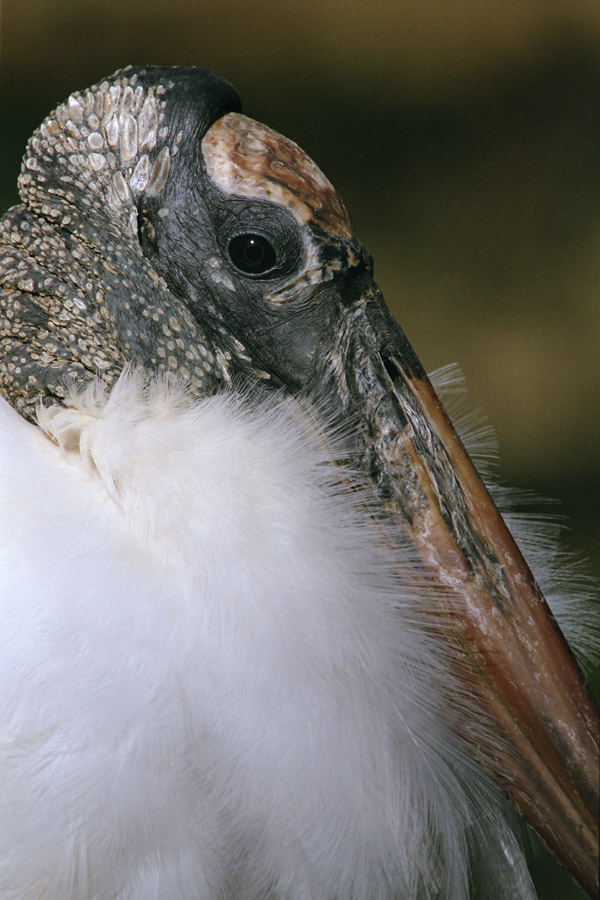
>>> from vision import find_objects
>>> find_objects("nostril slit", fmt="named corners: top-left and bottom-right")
top-left (381, 354), bottom-right (398, 383)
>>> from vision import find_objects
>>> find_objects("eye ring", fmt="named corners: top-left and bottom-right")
top-left (227, 233), bottom-right (278, 276)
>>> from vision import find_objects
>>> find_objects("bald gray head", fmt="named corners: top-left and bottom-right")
top-left (0, 64), bottom-right (383, 422)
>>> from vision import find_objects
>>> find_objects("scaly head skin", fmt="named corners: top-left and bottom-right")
top-left (0, 66), bottom-right (598, 896)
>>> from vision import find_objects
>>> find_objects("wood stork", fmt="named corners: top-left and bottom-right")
top-left (0, 65), bottom-right (597, 900)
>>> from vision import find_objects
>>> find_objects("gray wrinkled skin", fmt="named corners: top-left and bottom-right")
top-left (0, 67), bottom-right (242, 420)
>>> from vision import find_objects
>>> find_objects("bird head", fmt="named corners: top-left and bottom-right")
top-left (0, 65), bottom-right (597, 896)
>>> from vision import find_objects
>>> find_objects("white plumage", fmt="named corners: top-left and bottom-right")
top-left (0, 371), bottom-right (542, 900)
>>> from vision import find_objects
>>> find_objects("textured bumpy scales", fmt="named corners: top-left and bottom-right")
top-left (0, 67), bottom-right (225, 420)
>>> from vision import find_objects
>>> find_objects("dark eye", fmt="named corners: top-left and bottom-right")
top-left (228, 233), bottom-right (277, 275)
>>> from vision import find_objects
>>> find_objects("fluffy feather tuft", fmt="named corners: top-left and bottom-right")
top-left (430, 363), bottom-right (599, 675)
top-left (0, 368), bottom-right (570, 899)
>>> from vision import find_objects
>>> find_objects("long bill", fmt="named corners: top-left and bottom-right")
top-left (336, 290), bottom-right (599, 898)
top-left (199, 106), bottom-right (598, 893)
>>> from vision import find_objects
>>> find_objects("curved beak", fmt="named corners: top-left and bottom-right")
top-left (318, 280), bottom-right (599, 898)
top-left (199, 108), bottom-right (598, 894)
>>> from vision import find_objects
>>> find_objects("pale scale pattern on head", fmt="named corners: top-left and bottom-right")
top-left (0, 67), bottom-right (231, 421)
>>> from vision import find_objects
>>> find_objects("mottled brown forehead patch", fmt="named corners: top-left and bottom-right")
top-left (201, 113), bottom-right (354, 241)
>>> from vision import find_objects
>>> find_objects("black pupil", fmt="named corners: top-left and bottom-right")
top-left (228, 234), bottom-right (277, 275)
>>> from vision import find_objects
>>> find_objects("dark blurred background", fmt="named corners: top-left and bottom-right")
top-left (1, 2), bottom-right (598, 897)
